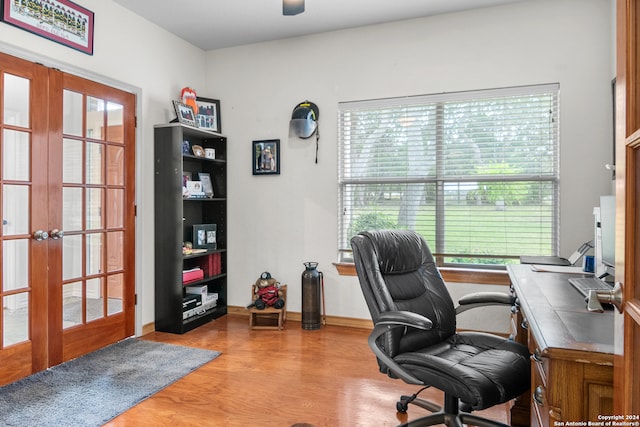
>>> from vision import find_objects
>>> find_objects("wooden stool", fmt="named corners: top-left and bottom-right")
top-left (248, 284), bottom-right (287, 330)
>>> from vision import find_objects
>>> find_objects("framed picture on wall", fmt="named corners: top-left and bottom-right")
top-left (195, 97), bottom-right (221, 133)
top-left (1, 0), bottom-right (95, 55)
top-left (252, 139), bottom-right (280, 175)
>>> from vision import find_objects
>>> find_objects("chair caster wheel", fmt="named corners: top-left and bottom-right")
top-left (396, 400), bottom-right (408, 413)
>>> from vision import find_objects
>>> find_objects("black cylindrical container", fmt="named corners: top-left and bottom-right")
top-left (301, 262), bottom-right (322, 330)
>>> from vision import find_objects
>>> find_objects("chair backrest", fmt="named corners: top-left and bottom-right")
top-left (351, 230), bottom-right (456, 359)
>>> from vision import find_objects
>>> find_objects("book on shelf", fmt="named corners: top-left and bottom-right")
top-left (200, 252), bottom-right (222, 276)
top-left (182, 267), bottom-right (204, 284)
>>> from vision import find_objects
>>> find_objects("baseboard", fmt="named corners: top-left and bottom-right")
top-left (144, 309), bottom-right (508, 336)
top-left (227, 306), bottom-right (374, 329)
top-left (141, 322), bottom-right (155, 335)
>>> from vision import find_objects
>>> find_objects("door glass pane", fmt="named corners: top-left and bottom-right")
top-left (107, 274), bottom-right (123, 315)
top-left (2, 185), bottom-right (29, 235)
top-left (2, 129), bottom-right (30, 181)
top-left (62, 235), bottom-right (83, 281)
top-left (86, 233), bottom-right (103, 275)
top-left (3, 294), bottom-right (29, 346)
top-left (106, 102), bottom-right (123, 143)
top-left (2, 240), bottom-right (29, 291)
top-left (106, 189), bottom-right (123, 228)
top-left (3, 73), bottom-right (29, 128)
top-left (106, 145), bottom-right (124, 186)
top-left (86, 96), bottom-right (104, 140)
top-left (62, 281), bottom-right (82, 328)
top-left (86, 188), bottom-right (103, 229)
top-left (63, 138), bottom-right (83, 184)
top-left (86, 142), bottom-right (103, 184)
top-left (86, 277), bottom-right (104, 322)
top-left (107, 231), bottom-right (123, 272)
top-left (63, 90), bottom-right (83, 137)
top-left (63, 187), bottom-right (83, 232)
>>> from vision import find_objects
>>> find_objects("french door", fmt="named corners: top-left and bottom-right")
top-left (0, 52), bottom-right (136, 385)
top-left (615, 0), bottom-right (640, 414)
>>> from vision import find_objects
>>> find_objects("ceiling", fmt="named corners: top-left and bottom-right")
top-left (112, 0), bottom-right (526, 51)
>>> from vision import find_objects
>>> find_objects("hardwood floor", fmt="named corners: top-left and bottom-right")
top-left (106, 314), bottom-right (510, 426)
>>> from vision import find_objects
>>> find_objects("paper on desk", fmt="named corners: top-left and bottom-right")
top-left (530, 265), bottom-right (588, 274)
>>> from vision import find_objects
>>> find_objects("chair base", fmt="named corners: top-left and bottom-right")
top-left (397, 388), bottom-right (442, 414)
top-left (397, 393), bottom-right (510, 427)
top-left (399, 411), bottom-right (511, 427)
top-left (403, 396), bottom-right (441, 413)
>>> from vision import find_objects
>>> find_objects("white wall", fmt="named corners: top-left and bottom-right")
top-left (0, 0), bottom-right (614, 331)
top-left (205, 0), bottom-right (615, 322)
top-left (0, 0), bottom-right (206, 332)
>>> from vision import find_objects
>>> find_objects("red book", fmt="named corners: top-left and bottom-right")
top-left (202, 254), bottom-right (214, 277)
top-left (182, 268), bottom-right (204, 284)
top-left (214, 253), bottom-right (222, 275)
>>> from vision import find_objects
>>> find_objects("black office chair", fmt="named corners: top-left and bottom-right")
top-left (350, 230), bottom-right (530, 427)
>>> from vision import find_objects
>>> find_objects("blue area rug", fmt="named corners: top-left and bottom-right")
top-left (0, 338), bottom-right (220, 426)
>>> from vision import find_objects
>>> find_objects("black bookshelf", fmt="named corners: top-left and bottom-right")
top-left (153, 123), bottom-right (227, 334)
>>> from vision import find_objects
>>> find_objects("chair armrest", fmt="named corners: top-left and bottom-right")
top-left (455, 291), bottom-right (516, 315)
top-left (367, 311), bottom-right (433, 385)
top-left (376, 310), bottom-right (433, 330)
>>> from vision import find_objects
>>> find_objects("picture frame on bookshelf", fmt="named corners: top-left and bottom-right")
top-left (182, 171), bottom-right (192, 197)
top-left (182, 171), bottom-right (192, 186)
top-left (198, 172), bottom-right (214, 197)
top-left (185, 180), bottom-right (205, 198)
top-left (191, 144), bottom-right (205, 157)
top-left (252, 139), bottom-right (280, 175)
top-left (195, 97), bottom-right (221, 132)
top-left (193, 224), bottom-right (217, 250)
top-left (173, 101), bottom-right (198, 127)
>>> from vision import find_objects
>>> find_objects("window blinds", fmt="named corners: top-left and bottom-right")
top-left (338, 84), bottom-right (559, 266)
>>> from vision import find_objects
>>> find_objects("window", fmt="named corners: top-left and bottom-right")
top-left (338, 84), bottom-right (559, 267)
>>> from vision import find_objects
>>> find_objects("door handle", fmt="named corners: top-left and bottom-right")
top-left (32, 230), bottom-right (49, 241)
top-left (49, 229), bottom-right (64, 239)
top-left (587, 282), bottom-right (623, 313)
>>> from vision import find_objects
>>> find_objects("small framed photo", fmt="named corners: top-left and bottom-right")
top-left (253, 139), bottom-right (280, 175)
top-left (182, 171), bottom-right (192, 188)
top-left (173, 101), bottom-right (198, 127)
top-left (185, 180), bottom-right (205, 198)
top-left (193, 224), bottom-right (217, 250)
top-left (198, 172), bottom-right (214, 197)
top-left (191, 144), bottom-right (205, 157)
top-left (196, 97), bottom-right (221, 133)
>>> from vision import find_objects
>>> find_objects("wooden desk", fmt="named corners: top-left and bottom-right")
top-left (507, 264), bottom-right (614, 427)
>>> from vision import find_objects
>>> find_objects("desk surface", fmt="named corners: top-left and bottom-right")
top-left (507, 264), bottom-right (614, 365)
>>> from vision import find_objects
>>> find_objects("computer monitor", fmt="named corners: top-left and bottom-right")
top-left (595, 195), bottom-right (615, 278)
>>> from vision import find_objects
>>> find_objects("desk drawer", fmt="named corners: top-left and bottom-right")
top-left (530, 348), bottom-right (548, 388)
top-left (528, 331), bottom-right (548, 386)
top-left (531, 349), bottom-right (550, 427)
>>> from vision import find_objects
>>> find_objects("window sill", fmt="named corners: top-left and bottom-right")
top-left (333, 262), bottom-right (510, 285)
